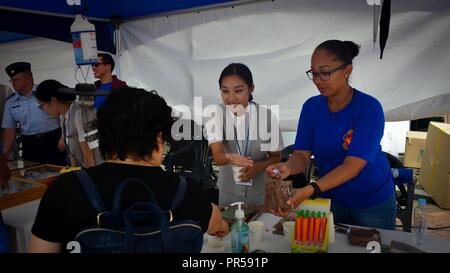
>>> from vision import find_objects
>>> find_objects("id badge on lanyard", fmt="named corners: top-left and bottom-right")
top-left (233, 105), bottom-right (252, 188)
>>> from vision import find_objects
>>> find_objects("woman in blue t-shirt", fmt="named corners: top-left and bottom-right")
top-left (267, 40), bottom-right (396, 230)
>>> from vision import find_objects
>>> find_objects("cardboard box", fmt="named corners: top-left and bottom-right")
top-left (422, 122), bottom-right (450, 172)
top-left (419, 157), bottom-right (450, 208)
top-left (404, 131), bottom-right (427, 168)
top-left (418, 122), bottom-right (450, 208)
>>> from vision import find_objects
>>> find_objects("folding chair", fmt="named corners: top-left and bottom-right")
top-left (385, 152), bottom-right (415, 232)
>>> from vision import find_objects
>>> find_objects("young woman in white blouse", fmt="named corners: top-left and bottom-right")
top-left (205, 63), bottom-right (283, 206)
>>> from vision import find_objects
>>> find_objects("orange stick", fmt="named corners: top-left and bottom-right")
top-left (314, 212), bottom-right (321, 243)
top-left (302, 210), bottom-right (309, 243)
top-left (308, 212), bottom-right (315, 242)
top-left (321, 212), bottom-right (327, 242)
top-left (295, 210), bottom-right (303, 242)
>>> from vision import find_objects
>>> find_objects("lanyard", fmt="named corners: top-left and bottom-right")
top-left (63, 107), bottom-right (69, 142)
top-left (234, 102), bottom-right (252, 156)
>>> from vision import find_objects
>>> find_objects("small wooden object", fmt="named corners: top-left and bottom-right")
top-left (11, 164), bottom-right (64, 186)
top-left (0, 177), bottom-right (46, 210)
top-left (6, 160), bottom-right (42, 171)
top-left (348, 228), bottom-right (381, 247)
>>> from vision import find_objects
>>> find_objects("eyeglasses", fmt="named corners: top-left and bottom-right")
top-left (9, 77), bottom-right (24, 84)
top-left (306, 64), bottom-right (347, 81)
top-left (38, 102), bottom-right (47, 110)
top-left (91, 63), bottom-right (106, 68)
top-left (162, 141), bottom-right (171, 157)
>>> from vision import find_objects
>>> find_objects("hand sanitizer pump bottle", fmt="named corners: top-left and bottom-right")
top-left (231, 202), bottom-right (249, 253)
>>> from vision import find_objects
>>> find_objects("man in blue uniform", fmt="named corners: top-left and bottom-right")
top-left (1, 62), bottom-right (65, 165)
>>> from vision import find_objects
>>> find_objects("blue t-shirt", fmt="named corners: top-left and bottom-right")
top-left (94, 82), bottom-right (112, 110)
top-left (294, 89), bottom-right (393, 209)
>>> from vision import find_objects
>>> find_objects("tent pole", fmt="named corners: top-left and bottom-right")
top-left (112, 17), bottom-right (122, 77)
top-left (373, 4), bottom-right (380, 51)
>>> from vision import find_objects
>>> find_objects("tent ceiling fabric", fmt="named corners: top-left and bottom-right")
top-left (118, 0), bottom-right (450, 128)
top-left (0, 31), bottom-right (31, 43)
top-left (0, 0), bottom-right (449, 131)
top-left (0, 0), bottom-right (235, 53)
top-left (0, 8), bottom-right (115, 53)
top-left (0, 0), bottom-right (235, 19)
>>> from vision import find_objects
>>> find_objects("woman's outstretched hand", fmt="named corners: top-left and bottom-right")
top-left (265, 162), bottom-right (290, 180)
top-left (226, 153), bottom-right (254, 167)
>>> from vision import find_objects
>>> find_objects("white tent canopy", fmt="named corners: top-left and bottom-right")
top-left (0, 0), bottom-right (449, 131)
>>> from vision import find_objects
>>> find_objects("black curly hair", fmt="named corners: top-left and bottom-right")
top-left (315, 40), bottom-right (360, 65)
top-left (97, 87), bottom-right (174, 160)
top-left (35, 79), bottom-right (75, 102)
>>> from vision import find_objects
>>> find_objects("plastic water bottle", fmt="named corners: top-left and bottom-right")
top-left (413, 198), bottom-right (427, 246)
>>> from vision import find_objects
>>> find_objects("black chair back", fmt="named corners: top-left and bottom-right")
top-left (280, 144), bottom-right (315, 188)
top-left (163, 119), bottom-right (218, 204)
top-left (385, 152), bottom-right (415, 232)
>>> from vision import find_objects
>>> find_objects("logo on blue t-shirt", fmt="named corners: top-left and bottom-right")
top-left (342, 129), bottom-right (353, 151)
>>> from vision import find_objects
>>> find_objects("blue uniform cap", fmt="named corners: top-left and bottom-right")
top-left (5, 62), bottom-right (31, 78)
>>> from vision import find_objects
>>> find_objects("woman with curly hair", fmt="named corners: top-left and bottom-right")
top-left (29, 87), bottom-right (229, 252)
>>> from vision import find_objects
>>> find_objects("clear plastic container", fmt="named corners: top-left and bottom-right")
top-left (413, 198), bottom-right (427, 246)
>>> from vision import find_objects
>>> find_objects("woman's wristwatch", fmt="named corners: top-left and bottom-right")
top-left (309, 182), bottom-right (322, 199)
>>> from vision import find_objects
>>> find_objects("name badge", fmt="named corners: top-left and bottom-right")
top-left (11, 104), bottom-right (22, 113)
top-left (235, 179), bottom-right (253, 187)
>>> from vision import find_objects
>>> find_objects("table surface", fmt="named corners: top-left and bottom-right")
top-left (2, 201), bottom-right (449, 253)
top-left (1, 199), bottom-right (41, 253)
top-left (202, 212), bottom-right (450, 253)
top-left (0, 179), bottom-right (46, 210)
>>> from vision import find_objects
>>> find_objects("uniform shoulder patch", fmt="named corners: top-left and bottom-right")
top-left (5, 93), bottom-right (16, 101)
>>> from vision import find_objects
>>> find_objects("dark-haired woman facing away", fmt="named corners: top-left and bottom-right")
top-left (29, 87), bottom-right (229, 252)
top-left (267, 40), bottom-right (396, 230)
